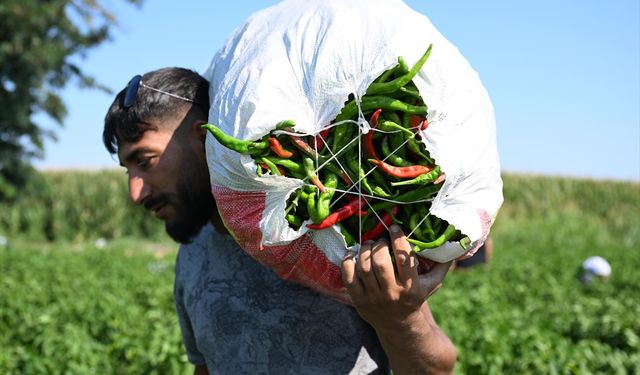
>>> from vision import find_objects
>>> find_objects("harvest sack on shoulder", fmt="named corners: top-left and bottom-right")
top-left (204, 0), bottom-right (503, 302)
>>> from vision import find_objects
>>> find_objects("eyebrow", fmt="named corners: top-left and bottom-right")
top-left (119, 147), bottom-right (151, 167)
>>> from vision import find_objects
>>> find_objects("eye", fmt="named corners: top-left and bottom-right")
top-left (137, 156), bottom-right (155, 170)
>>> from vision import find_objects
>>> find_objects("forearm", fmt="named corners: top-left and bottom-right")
top-left (341, 228), bottom-right (456, 374)
top-left (375, 304), bottom-right (456, 375)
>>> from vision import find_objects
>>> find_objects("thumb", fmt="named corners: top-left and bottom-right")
top-left (417, 260), bottom-right (452, 296)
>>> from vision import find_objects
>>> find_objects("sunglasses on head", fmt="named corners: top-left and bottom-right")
top-left (123, 74), bottom-right (203, 109)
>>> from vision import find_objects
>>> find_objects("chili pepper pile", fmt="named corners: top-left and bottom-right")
top-left (203, 44), bottom-right (466, 253)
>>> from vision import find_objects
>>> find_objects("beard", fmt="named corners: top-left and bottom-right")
top-left (164, 159), bottom-right (216, 244)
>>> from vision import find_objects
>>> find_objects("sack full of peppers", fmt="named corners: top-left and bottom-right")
top-left (203, 0), bottom-right (503, 302)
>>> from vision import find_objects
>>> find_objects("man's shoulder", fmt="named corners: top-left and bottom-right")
top-left (175, 224), bottom-right (225, 278)
top-left (180, 223), bottom-right (214, 248)
top-left (178, 223), bottom-right (231, 257)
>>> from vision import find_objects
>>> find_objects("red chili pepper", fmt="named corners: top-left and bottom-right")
top-left (303, 156), bottom-right (327, 193)
top-left (361, 206), bottom-right (399, 242)
top-left (306, 196), bottom-right (368, 230)
top-left (288, 134), bottom-right (322, 159)
top-left (409, 115), bottom-right (423, 128)
top-left (409, 115), bottom-right (428, 132)
top-left (365, 109), bottom-right (382, 159)
top-left (368, 158), bottom-right (434, 179)
top-left (267, 137), bottom-right (294, 158)
top-left (420, 119), bottom-right (429, 131)
top-left (314, 127), bottom-right (331, 152)
top-left (311, 177), bottom-right (326, 192)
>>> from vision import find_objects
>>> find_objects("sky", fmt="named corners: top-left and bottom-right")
top-left (34, 0), bottom-right (640, 181)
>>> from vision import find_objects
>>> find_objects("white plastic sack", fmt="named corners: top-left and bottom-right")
top-left (204, 0), bottom-right (503, 301)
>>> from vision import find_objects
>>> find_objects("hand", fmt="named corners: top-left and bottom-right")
top-left (341, 224), bottom-right (452, 330)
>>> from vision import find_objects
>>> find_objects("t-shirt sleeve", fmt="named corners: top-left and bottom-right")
top-left (174, 251), bottom-right (206, 366)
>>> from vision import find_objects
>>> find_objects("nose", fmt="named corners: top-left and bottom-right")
top-left (128, 174), bottom-right (151, 205)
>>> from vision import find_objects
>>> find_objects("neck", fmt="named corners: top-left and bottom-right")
top-left (210, 211), bottom-right (228, 234)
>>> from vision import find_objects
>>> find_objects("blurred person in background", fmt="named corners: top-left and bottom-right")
top-left (452, 237), bottom-right (494, 271)
top-left (579, 256), bottom-right (611, 285)
top-left (102, 67), bottom-right (456, 375)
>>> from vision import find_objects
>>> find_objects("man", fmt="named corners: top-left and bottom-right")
top-left (103, 67), bottom-right (456, 374)
top-left (453, 237), bottom-right (494, 271)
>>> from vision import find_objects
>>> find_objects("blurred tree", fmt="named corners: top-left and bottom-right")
top-left (0, 0), bottom-right (142, 201)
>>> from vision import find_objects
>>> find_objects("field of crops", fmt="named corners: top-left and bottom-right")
top-left (1, 171), bottom-right (638, 374)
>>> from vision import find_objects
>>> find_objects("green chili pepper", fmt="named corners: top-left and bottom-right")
top-left (286, 213), bottom-right (303, 228)
top-left (259, 157), bottom-right (281, 176)
top-left (302, 156), bottom-right (326, 192)
top-left (389, 130), bottom-right (407, 159)
top-left (373, 66), bottom-right (396, 84)
top-left (263, 156), bottom-right (304, 174)
top-left (369, 168), bottom-right (394, 194)
top-left (408, 224), bottom-right (457, 250)
top-left (306, 190), bottom-right (321, 224)
top-left (338, 224), bottom-right (356, 247)
top-left (390, 166), bottom-right (441, 187)
top-left (408, 211), bottom-right (428, 241)
top-left (403, 133), bottom-right (434, 163)
top-left (381, 136), bottom-right (411, 167)
top-left (316, 172), bottom-right (338, 221)
top-left (396, 86), bottom-right (423, 101)
top-left (373, 55), bottom-right (408, 83)
top-left (346, 155), bottom-right (374, 196)
top-left (331, 122), bottom-right (357, 154)
top-left (398, 113), bottom-right (435, 164)
top-left (369, 184), bottom-right (441, 212)
top-left (414, 205), bottom-right (437, 241)
top-left (396, 56), bottom-right (410, 75)
top-left (275, 119), bottom-right (297, 130)
top-left (306, 195), bottom-right (368, 230)
top-left (366, 44), bottom-right (432, 96)
top-left (285, 189), bottom-right (303, 215)
top-left (370, 183), bottom-right (394, 198)
top-left (335, 96), bottom-right (427, 123)
top-left (202, 124), bottom-right (268, 155)
top-left (431, 216), bottom-right (443, 237)
top-left (382, 111), bottom-right (403, 125)
top-left (379, 120), bottom-right (415, 137)
top-left (299, 190), bottom-right (310, 201)
top-left (421, 216), bottom-right (437, 242)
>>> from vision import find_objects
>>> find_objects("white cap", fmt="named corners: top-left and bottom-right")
top-left (582, 256), bottom-right (612, 277)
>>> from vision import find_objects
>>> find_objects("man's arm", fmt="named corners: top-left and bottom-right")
top-left (341, 224), bottom-right (456, 375)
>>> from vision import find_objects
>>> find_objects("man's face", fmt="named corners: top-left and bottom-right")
top-left (117, 113), bottom-right (214, 243)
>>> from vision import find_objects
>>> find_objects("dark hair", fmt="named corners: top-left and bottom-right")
top-left (103, 67), bottom-right (210, 154)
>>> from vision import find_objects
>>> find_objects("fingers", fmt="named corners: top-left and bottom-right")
top-left (388, 224), bottom-right (417, 286)
top-left (370, 238), bottom-right (395, 290)
top-left (341, 250), bottom-right (362, 295)
top-left (357, 241), bottom-right (381, 291)
top-left (418, 260), bottom-right (453, 296)
top-left (342, 238), bottom-right (396, 295)
top-left (343, 225), bottom-right (452, 301)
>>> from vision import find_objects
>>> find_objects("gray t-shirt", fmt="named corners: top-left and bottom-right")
top-left (174, 224), bottom-right (390, 374)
